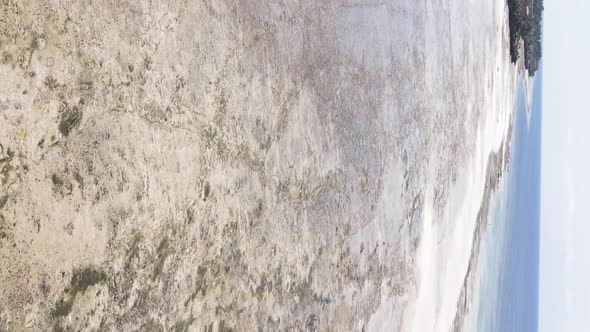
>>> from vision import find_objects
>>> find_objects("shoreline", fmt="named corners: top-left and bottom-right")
top-left (404, 0), bottom-right (520, 328)
top-left (450, 31), bottom-right (523, 329)
top-left (451, 136), bottom-right (512, 331)
top-left (451, 63), bottom-right (533, 329)
top-left (451, 37), bottom-right (524, 328)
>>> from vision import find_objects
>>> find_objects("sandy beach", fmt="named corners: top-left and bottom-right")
top-left (0, 0), bottom-right (519, 330)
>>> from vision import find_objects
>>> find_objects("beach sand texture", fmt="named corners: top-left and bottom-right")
top-left (0, 0), bottom-right (517, 330)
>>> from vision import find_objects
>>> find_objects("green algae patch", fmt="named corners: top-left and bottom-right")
top-left (126, 229), bottom-right (143, 262)
top-left (0, 195), bottom-right (8, 209)
top-left (12, 128), bottom-right (27, 141)
top-left (152, 237), bottom-right (171, 281)
top-left (51, 267), bottom-right (107, 318)
top-left (68, 267), bottom-right (107, 295)
top-left (58, 109), bottom-right (82, 136)
top-left (51, 297), bottom-right (74, 317)
top-left (185, 208), bottom-right (194, 224)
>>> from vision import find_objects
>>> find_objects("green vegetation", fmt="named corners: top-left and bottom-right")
top-left (152, 237), bottom-right (171, 281)
top-left (0, 195), bottom-right (8, 209)
top-left (12, 128), bottom-right (27, 141)
top-left (508, 0), bottom-right (544, 75)
top-left (185, 208), bottom-right (194, 224)
top-left (67, 267), bottom-right (107, 295)
top-left (51, 298), bottom-right (74, 317)
top-left (126, 229), bottom-right (143, 262)
top-left (58, 108), bottom-right (81, 136)
top-left (52, 267), bottom-right (107, 318)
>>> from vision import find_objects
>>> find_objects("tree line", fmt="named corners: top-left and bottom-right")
top-left (508, 0), bottom-right (544, 75)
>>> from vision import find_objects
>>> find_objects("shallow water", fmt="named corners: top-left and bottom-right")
top-left (466, 70), bottom-right (543, 332)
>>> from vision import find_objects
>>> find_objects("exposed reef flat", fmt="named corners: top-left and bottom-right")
top-left (0, 1), bottom-right (517, 330)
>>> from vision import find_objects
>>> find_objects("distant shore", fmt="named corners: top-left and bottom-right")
top-left (507, 0), bottom-right (544, 75)
top-left (516, 39), bottom-right (536, 116)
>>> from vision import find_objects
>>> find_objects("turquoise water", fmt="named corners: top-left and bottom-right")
top-left (475, 68), bottom-right (543, 332)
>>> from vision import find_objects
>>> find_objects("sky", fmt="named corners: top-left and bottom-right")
top-left (540, 0), bottom-right (590, 331)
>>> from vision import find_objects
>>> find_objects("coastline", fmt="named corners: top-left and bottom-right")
top-left (402, 0), bottom-right (523, 329)
top-left (0, 1), bottom-right (527, 330)
top-left (401, 0), bottom-right (520, 330)
top-left (451, 28), bottom-right (529, 332)
top-left (446, 4), bottom-right (534, 327)
top-left (451, 137), bottom-right (512, 331)
top-left (450, 25), bottom-right (526, 332)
